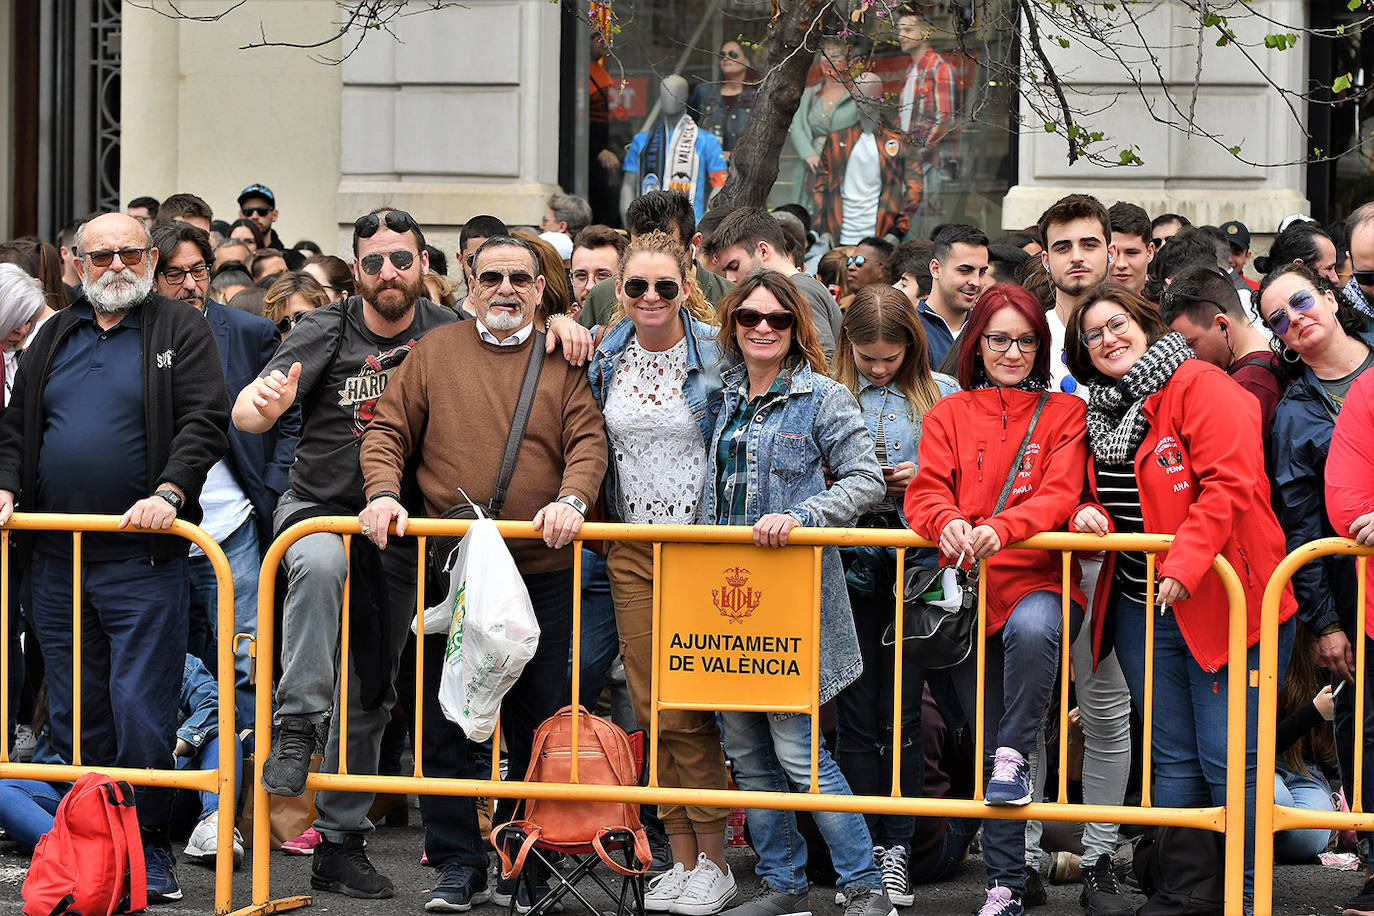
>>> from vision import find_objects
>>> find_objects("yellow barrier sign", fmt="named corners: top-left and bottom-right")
top-left (657, 543), bottom-right (814, 709)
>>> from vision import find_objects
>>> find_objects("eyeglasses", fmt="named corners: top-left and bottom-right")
top-left (354, 210), bottom-right (419, 240)
top-left (571, 268), bottom-right (615, 286)
top-left (735, 307), bottom-right (795, 331)
top-left (358, 250), bottom-right (416, 275)
top-left (982, 333), bottom-right (1040, 353)
top-left (623, 277), bottom-right (680, 300)
top-left (846, 255), bottom-right (866, 268)
top-left (241, 207), bottom-right (272, 218)
top-left (1151, 237), bottom-right (1168, 249)
top-left (276, 313), bottom-right (306, 333)
top-left (477, 270), bottom-right (536, 291)
top-left (723, 48), bottom-right (742, 59)
top-left (1264, 288), bottom-right (1319, 336)
top-left (161, 263), bottom-right (210, 285)
top-left (1353, 270), bottom-right (1374, 287)
top-left (1081, 312), bottom-right (1132, 349)
top-left (81, 247), bottom-right (149, 268)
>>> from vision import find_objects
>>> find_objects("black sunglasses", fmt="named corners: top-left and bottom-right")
top-left (276, 313), bottom-right (306, 333)
top-left (477, 270), bottom-right (536, 291)
top-left (358, 250), bottom-right (416, 275)
top-left (1353, 270), bottom-right (1374, 287)
top-left (355, 210), bottom-right (419, 240)
top-left (623, 277), bottom-right (680, 300)
top-left (82, 247), bottom-right (148, 268)
top-left (241, 206), bottom-right (272, 218)
top-left (735, 307), bottom-right (795, 331)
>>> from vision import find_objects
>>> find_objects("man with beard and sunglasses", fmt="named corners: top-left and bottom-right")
top-left (233, 209), bottom-right (594, 900)
top-left (0, 211), bottom-right (230, 903)
top-left (357, 235), bottom-right (606, 911)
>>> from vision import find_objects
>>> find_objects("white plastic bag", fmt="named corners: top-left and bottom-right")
top-left (415, 512), bottom-right (540, 741)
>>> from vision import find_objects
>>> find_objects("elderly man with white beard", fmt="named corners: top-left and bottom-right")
top-left (0, 210), bottom-right (230, 903)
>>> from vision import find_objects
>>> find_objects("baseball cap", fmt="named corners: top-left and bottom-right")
top-left (237, 183), bottom-right (275, 207)
top-left (1219, 220), bottom-right (1250, 250)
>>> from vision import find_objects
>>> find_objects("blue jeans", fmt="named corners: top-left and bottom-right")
top-left (188, 517), bottom-right (260, 729)
top-left (835, 581), bottom-right (925, 848)
top-left (949, 590), bottom-right (1081, 892)
top-left (718, 710), bottom-right (881, 894)
top-left (172, 733), bottom-right (244, 827)
top-left (572, 549), bottom-right (618, 710)
top-left (0, 778), bottom-right (64, 851)
top-left (29, 551), bottom-right (189, 843)
top-left (1113, 597), bottom-right (1295, 902)
top-left (1273, 766), bottom-right (1333, 862)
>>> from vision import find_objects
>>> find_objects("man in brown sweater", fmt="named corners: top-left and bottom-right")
top-left (358, 234), bottom-right (607, 911)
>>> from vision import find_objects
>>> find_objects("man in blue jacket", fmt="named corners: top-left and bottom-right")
top-left (152, 221), bottom-right (299, 728)
top-left (0, 211), bottom-right (230, 903)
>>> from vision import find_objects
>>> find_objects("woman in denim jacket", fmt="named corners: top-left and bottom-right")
top-left (698, 270), bottom-right (892, 916)
top-left (830, 284), bottom-right (959, 904)
top-left (586, 231), bottom-right (738, 914)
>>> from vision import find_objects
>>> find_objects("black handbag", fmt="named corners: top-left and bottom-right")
top-left (885, 390), bottom-right (1050, 669)
top-left (425, 330), bottom-right (546, 592)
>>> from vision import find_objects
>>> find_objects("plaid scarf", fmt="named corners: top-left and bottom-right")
top-left (1085, 332), bottom-right (1193, 464)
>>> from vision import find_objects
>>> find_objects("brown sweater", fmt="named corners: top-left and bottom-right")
top-left (360, 321), bottom-right (608, 573)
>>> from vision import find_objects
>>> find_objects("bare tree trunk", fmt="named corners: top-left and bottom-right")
top-left (711, 0), bottom-right (827, 211)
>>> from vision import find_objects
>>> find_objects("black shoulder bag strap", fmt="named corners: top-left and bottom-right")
top-left (488, 330), bottom-right (546, 518)
top-left (993, 390), bottom-right (1050, 515)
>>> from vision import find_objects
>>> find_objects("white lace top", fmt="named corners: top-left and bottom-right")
top-left (603, 336), bottom-right (707, 524)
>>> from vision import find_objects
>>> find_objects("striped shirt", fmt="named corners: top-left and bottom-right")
top-left (1095, 461), bottom-right (1151, 604)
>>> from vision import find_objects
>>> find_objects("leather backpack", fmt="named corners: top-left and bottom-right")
top-left (493, 705), bottom-right (651, 877)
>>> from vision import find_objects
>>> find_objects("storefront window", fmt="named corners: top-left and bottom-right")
top-left (571, 0), bottom-right (1016, 239)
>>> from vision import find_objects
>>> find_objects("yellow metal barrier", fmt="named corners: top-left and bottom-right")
top-left (1255, 537), bottom-right (1374, 915)
top-left (239, 520), bottom-right (1251, 916)
top-left (0, 512), bottom-right (239, 914)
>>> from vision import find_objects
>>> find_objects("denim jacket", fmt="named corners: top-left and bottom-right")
top-left (177, 653), bottom-right (221, 750)
top-left (587, 312), bottom-right (725, 519)
top-left (856, 372), bottom-right (959, 479)
top-left (700, 359), bottom-right (885, 703)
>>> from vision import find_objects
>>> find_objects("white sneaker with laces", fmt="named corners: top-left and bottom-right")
top-left (646, 861), bottom-right (693, 912)
top-left (184, 811), bottom-right (245, 867)
top-left (670, 853), bottom-right (738, 915)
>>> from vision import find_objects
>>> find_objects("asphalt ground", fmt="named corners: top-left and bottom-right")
top-left (0, 801), bottom-right (1363, 916)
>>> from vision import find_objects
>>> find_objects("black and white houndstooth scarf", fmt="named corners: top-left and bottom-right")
top-left (1085, 332), bottom-right (1193, 464)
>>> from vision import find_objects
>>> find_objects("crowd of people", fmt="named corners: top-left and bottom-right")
top-left (0, 171), bottom-right (1371, 916)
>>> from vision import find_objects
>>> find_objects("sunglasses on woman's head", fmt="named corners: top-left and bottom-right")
top-left (623, 277), bottom-right (680, 300)
top-left (735, 308), bottom-right (795, 331)
top-left (1264, 288), bottom-right (1319, 336)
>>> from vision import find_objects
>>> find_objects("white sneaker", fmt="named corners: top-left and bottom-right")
top-left (183, 811), bottom-right (245, 868)
top-left (646, 862), bottom-right (693, 912)
top-left (669, 853), bottom-right (737, 915)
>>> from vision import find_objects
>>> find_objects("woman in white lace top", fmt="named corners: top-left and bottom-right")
top-left (585, 232), bottom-right (737, 914)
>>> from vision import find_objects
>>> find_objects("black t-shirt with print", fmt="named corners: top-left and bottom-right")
top-left (261, 295), bottom-right (460, 511)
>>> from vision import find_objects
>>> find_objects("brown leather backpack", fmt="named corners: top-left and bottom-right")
top-left (493, 705), bottom-right (651, 877)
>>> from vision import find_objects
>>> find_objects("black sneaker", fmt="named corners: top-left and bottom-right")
top-left (719, 884), bottom-right (812, 916)
top-left (261, 715), bottom-right (316, 797)
top-left (311, 834), bottom-right (394, 899)
top-left (1022, 866), bottom-right (1047, 907)
top-left (1079, 854), bottom-right (1134, 916)
top-left (427, 862), bottom-right (491, 912)
top-left (839, 886), bottom-right (896, 916)
top-left (1344, 877), bottom-right (1374, 915)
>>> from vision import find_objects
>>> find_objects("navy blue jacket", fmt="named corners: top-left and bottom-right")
top-left (205, 301), bottom-right (300, 547)
top-left (918, 299), bottom-right (956, 368)
top-left (1271, 329), bottom-right (1374, 636)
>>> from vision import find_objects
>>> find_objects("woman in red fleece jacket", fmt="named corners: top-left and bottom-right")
top-left (1064, 283), bottom-right (1296, 909)
top-left (905, 283), bottom-right (1088, 916)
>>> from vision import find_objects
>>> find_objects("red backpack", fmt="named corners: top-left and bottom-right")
top-left (22, 773), bottom-right (147, 916)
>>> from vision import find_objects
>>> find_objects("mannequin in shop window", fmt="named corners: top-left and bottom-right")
top-left (622, 75), bottom-right (729, 224)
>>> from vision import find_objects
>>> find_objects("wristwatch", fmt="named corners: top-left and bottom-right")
top-left (556, 495), bottom-right (587, 516)
top-left (154, 489), bottom-right (183, 513)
